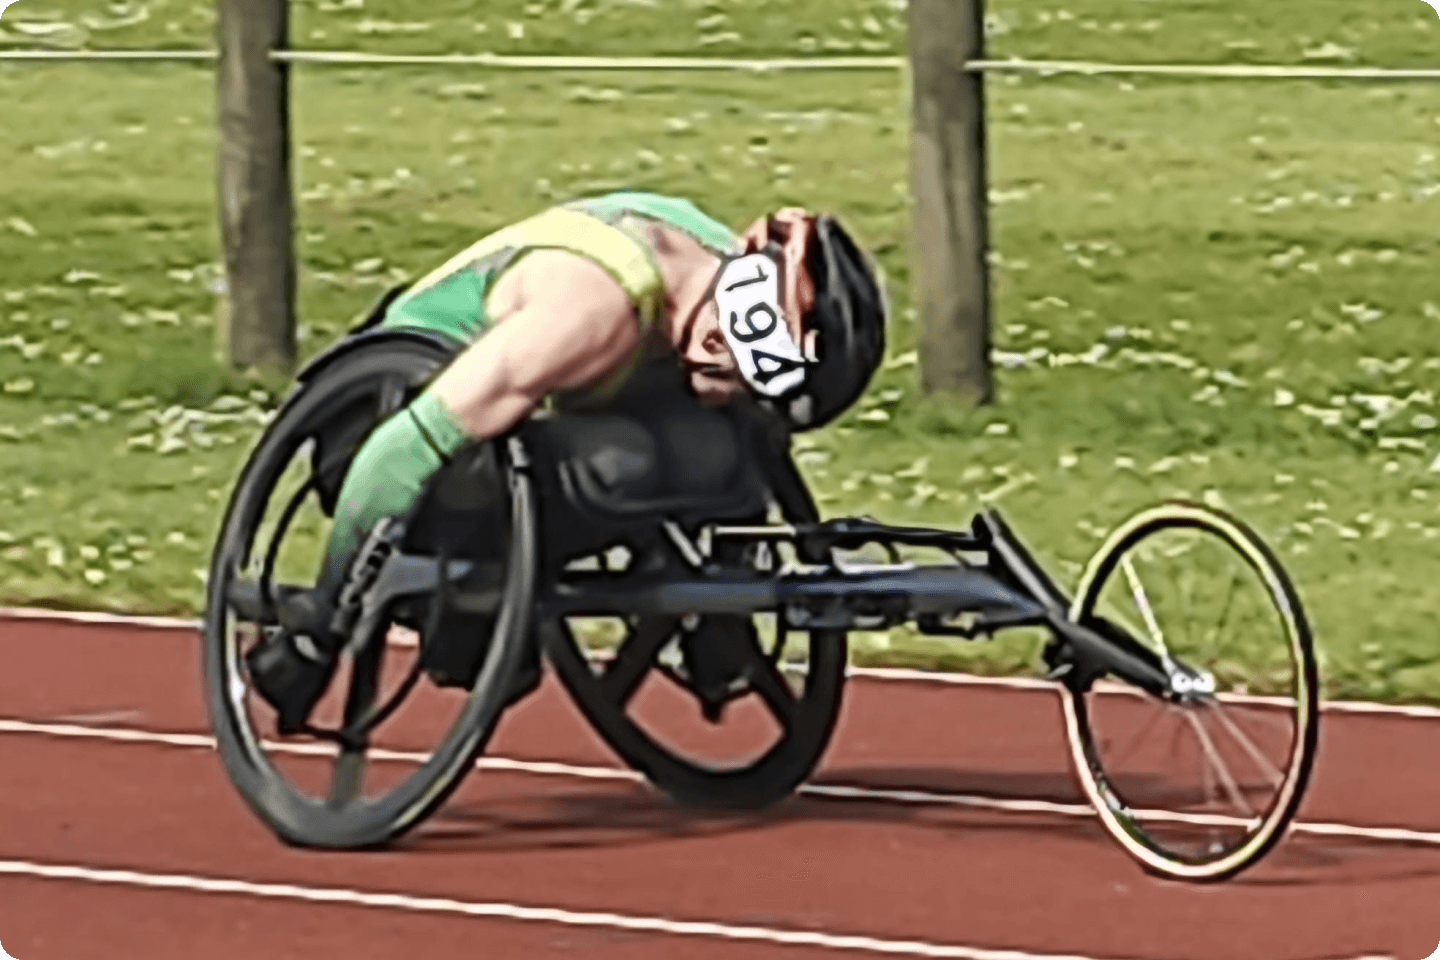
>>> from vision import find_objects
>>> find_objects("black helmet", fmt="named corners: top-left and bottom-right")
top-left (766, 214), bottom-right (887, 432)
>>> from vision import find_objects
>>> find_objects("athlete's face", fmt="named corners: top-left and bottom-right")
top-left (682, 299), bottom-right (748, 405)
top-left (676, 213), bottom-right (819, 406)
top-left (682, 291), bottom-right (816, 405)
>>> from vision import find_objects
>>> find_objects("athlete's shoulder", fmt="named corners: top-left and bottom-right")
top-left (565, 191), bottom-right (739, 252)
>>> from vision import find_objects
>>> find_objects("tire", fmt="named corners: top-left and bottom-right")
top-left (1059, 501), bottom-right (1320, 881)
top-left (201, 338), bottom-right (539, 848)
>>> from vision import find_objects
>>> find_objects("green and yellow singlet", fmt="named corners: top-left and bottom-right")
top-left (381, 191), bottom-right (739, 351)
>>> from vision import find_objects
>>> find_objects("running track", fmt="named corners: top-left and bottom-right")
top-left (0, 610), bottom-right (1435, 960)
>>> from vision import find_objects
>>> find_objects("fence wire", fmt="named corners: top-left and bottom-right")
top-left (4, 48), bottom-right (1440, 81)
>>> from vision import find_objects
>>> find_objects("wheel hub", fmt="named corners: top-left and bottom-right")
top-left (1162, 655), bottom-right (1217, 700)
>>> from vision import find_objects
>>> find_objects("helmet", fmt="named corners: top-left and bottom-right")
top-left (734, 210), bottom-right (887, 431)
top-left (790, 214), bottom-right (887, 430)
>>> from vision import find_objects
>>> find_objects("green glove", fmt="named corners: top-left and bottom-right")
top-left (319, 390), bottom-right (472, 588)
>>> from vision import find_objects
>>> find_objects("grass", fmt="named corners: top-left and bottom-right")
top-left (6, 0), bottom-right (1438, 66)
top-left (2, 0), bottom-right (1440, 701)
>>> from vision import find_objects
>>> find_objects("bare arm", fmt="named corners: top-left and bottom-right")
top-left (426, 250), bottom-right (645, 438)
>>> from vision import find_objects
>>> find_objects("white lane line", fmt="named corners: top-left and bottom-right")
top-left (5, 717), bottom-right (1440, 849)
top-left (0, 857), bottom-right (1155, 960)
top-left (4, 605), bottom-right (1440, 721)
top-left (0, 606), bottom-right (200, 631)
top-left (0, 858), bottom-right (1399, 960)
top-left (0, 857), bottom-right (1388, 960)
top-left (0, 718), bottom-right (639, 782)
top-left (52, 710), bottom-right (143, 726)
top-left (852, 667), bottom-right (1440, 721)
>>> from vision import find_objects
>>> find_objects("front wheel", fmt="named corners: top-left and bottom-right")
top-left (1060, 501), bottom-right (1319, 882)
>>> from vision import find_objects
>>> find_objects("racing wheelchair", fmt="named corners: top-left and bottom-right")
top-left (203, 289), bottom-right (1319, 883)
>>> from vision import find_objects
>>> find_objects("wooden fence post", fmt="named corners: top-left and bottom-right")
top-left (215, 0), bottom-right (296, 376)
top-left (907, 0), bottom-right (992, 404)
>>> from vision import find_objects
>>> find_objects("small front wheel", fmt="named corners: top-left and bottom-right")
top-left (1060, 501), bottom-right (1319, 882)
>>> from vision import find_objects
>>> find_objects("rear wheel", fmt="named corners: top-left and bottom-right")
top-left (546, 472), bottom-right (847, 810)
top-left (202, 339), bottom-right (539, 848)
top-left (1060, 501), bottom-right (1319, 881)
top-left (547, 602), bottom-right (847, 811)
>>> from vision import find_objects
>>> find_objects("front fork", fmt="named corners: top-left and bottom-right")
top-left (973, 512), bottom-right (1207, 701)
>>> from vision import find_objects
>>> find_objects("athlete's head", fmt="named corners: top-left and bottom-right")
top-left (680, 208), bottom-right (887, 430)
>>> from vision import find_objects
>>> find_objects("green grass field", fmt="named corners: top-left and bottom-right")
top-left (2, 1), bottom-right (1440, 701)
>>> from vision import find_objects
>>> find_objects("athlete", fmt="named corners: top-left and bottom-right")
top-left (247, 190), bottom-right (887, 732)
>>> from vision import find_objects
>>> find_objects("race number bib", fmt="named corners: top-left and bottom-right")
top-left (714, 254), bottom-right (808, 398)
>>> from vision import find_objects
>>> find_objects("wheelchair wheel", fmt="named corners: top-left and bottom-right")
top-left (201, 337), bottom-right (539, 849)
top-left (545, 484), bottom-right (847, 811)
top-left (1059, 501), bottom-right (1319, 881)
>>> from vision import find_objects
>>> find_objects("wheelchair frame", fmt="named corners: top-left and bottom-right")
top-left (208, 288), bottom-right (1318, 882)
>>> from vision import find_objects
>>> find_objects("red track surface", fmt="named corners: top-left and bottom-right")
top-left (0, 615), bottom-right (1435, 960)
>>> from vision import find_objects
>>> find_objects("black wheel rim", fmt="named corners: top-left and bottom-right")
top-left (201, 341), bottom-right (538, 848)
top-left (545, 478), bottom-right (848, 811)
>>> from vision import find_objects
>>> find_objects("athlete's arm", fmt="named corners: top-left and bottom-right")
top-left (426, 249), bottom-right (646, 438)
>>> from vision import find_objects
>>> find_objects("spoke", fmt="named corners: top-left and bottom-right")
top-left (1204, 700), bottom-right (1287, 788)
top-left (1166, 710), bottom-right (1188, 779)
top-left (600, 617), bottom-right (679, 707)
top-left (330, 631), bottom-right (384, 808)
top-left (1181, 709), bottom-right (1255, 820)
top-left (1228, 702), bottom-right (1300, 733)
top-left (1197, 719), bottom-right (1218, 811)
top-left (1201, 568), bottom-right (1241, 663)
top-left (1099, 697), bottom-right (1171, 771)
top-left (1194, 738), bottom-right (1224, 856)
top-left (328, 747), bottom-right (365, 808)
top-left (743, 644), bottom-right (800, 729)
top-left (1121, 556), bottom-right (1169, 658)
top-left (1176, 539), bottom-right (1199, 657)
top-left (226, 578), bottom-right (314, 625)
top-left (758, 614), bottom-right (789, 667)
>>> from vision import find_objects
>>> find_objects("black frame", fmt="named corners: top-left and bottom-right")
top-left (222, 284), bottom-right (1184, 719)
top-left (209, 285), bottom-right (1316, 874)
top-left (227, 484), bottom-right (1177, 708)
top-left (514, 507), bottom-right (1174, 699)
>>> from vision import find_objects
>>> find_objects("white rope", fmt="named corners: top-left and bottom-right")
top-left (0, 48), bottom-right (214, 62)
top-left (4, 49), bottom-right (1440, 81)
top-left (270, 49), bottom-right (907, 71)
top-left (966, 58), bottom-right (1440, 81)
top-left (0, 48), bottom-right (902, 70)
